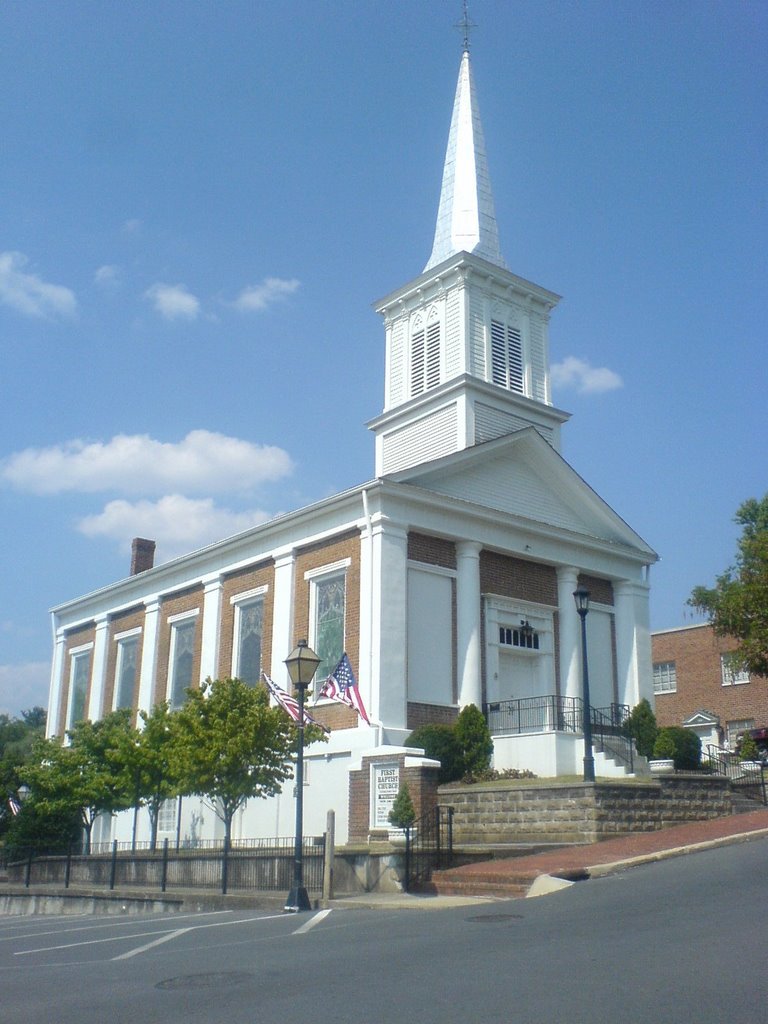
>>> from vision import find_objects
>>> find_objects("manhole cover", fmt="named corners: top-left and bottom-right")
top-left (465, 913), bottom-right (524, 923)
top-left (156, 971), bottom-right (253, 991)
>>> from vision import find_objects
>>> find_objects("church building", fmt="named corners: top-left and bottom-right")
top-left (46, 43), bottom-right (658, 847)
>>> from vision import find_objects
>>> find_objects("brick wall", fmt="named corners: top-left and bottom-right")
top-left (407, 702), bottom-right (459, 731)
top-left (652, 624), bottom-right (768, 734)
top-left (408, 532), bottom-right (457, 569)
top-left (480, 552), bottom-right (558, 604)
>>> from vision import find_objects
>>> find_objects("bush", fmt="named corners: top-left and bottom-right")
top-left (738, 731), bottom-right (760, 762)
top-left (624, 699), bottom-right (658, 760)
top-left (388, 783), bottom-right (416, 830)
top-left (406, 724), bottom-right (464, 784)
top-left (653, 726), bottom-right (701, 770)
top-left (652, 730), bottom-right (676, 760)
top-left (455, 704), bottom-right (493, 777)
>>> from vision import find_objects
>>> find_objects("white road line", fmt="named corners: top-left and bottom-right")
top-left (112, 928), bottom-right (192, 960)
top-left (15, 928), bottom-right (178, 956)
top-left (293, 909), bottom-right (332, 935)
top-left (0, 909), bottom-right (233, 944)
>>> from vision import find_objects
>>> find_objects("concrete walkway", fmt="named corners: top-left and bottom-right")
top-left (422, 806), bottom-right (768, 901)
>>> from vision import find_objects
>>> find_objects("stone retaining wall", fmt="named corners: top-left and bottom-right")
top-left (441, 776), bottom-right (734, 845)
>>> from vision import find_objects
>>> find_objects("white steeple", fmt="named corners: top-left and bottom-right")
top-left (424, 48), bottom-right (505, 272)
top-left (369, 35), bottom-right (570, 478)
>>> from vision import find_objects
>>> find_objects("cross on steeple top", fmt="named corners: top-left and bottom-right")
top-left (454, 0), bottom-right (477, 52)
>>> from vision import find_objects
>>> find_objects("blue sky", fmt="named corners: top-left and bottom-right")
top-left (1, 1), bottom-right (765, 717)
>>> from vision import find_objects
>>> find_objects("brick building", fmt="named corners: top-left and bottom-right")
top-left (651, 623), bottom-right (768, 753)
top-left (47, 45), bottom-right (657, 847)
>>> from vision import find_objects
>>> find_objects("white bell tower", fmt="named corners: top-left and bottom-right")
top-left (369, 47), bottom-right (570, 478)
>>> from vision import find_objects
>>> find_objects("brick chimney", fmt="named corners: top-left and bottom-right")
top-left (130, 538), bottom-right (156, 575)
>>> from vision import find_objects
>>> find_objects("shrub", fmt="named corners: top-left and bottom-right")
top-left (3, 800), bottom-right (82, 861)
top-left (653, 726), bottom-right (701, 769)
top-left (738, 731), bottom-right (760, 762)
top-left (624, 699), bottom-right (658, 760)
top-left (406, 724), bottom-right (464, 784)
top-left (455, 704), bottom-right (493, 777)
top-left (388, 783), bottom-right (416, 830)
top-left (652, 730), bottom-right (676, 760)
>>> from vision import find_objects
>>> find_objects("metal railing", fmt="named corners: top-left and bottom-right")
top-left (403, 805), bottom-right (454, 893)
top-left (2, 835), bottom-right (326, 895)
top-left (485, 696), bottom-right (635, 772)
top-left (706, 745), bottom-right (767, 805)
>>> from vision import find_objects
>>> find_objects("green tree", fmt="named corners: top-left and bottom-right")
top-left (455, 704), bottom-right (493, 777)
top-left (0, 708), bottom-right (47, 837)
top-left (406, 724), bottom-right (464, 784)
top-left (388, 782), bottom-right (416, 830)
top-left (173, 678), bottom-right (301, 848)
top-left (22, 709), bottom-right (137, 852)
top-left (689, 494), bottom-right (768, 677)
top-left (132, 702), bottom-right (183, 850)
top-left (624, 699), bottom-right (658, 760)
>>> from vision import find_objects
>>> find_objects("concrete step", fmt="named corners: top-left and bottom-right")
top-left (427, 875), bottom-right (530, 899)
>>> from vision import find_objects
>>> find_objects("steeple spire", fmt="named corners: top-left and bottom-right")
top-left (424, 43), bottom-right (505, 272)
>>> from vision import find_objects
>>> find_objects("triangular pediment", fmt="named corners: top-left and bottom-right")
top-left (682, 710), bottom-right (720, 728)
top-left (388, 428), bottom-right (656, 556)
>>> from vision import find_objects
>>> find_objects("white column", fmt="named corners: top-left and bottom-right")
top-left (370, 517), bottom-right (408, 729)
top-left (358, 495), bottom-right (374, 728)
top-left (47, 626), bottom-right (67, 738)
top-left (270, 549), bottom-right (296, 685)
top-left (87, 615), bottom-right (110, 721)
top-left (456, 541), bottom-right (482, 709)
top-left (200, 574), bottom-right (223, 682)
top-left (137, 596), bottom-right (160, 715)
top-left (557, 566), bottom-right (581, 699)
top-left (614, 579), bottom-right (652, 708)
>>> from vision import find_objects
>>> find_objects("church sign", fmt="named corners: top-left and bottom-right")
top-left (371, 762), bottom-right (400, 829)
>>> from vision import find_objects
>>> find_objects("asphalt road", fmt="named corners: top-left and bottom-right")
top-left (2, 836), bottom-right (766, 1024)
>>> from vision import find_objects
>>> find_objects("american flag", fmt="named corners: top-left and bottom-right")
top-left (320, 653), bottom-right (370, 725)
top-left (7, 795), bottom-right (21, 817)
top-left (262, 674), bottom-right (329, 732)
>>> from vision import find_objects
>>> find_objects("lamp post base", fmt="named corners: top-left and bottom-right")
top-left (284, 886), bottom-right (312, 913)
top-left (583, 755), bottom-right (596, 783)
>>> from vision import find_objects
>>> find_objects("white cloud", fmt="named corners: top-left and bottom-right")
top-left (0, 662), bottom-right (51, 717)
top-left (78, 495), bottom-right (274, 562)
top-left (1, 429), bottom-right (294, 496)
top-left (551, 356), bottom-right (623, 395)
top-left (234, 276), bottom-right (300, 312)
top-left (0, 251), bottom-right (77, 319)
top-left (145, 282), bottom-right (200, 320)
top-left (94, 264), bottom-right (120, 286)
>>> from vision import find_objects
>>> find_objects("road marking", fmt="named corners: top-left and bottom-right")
top-left (0, 909), bottom-right (232, 944)
top-left (112, 928), bottom-right (192, 960)
top-left (293, 909), bottom-right (332, 935)
top-left (15, 928), bottom-right (177, 956)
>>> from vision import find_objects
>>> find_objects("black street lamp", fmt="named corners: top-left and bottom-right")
top-left (284, 639), bottom-right (321, 913)
top-left (573, 588), bottom-right (596, 783)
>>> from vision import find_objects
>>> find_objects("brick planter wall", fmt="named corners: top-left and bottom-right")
top-left (441, 776), bottom-right (735, 846)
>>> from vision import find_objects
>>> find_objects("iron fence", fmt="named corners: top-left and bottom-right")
top-left (485, 696), bottom-right (634, 772)
top-left (2, 835), bottom-right (326, 895)
top-left (705, 745), bottom-right (767, 805)
top-left (403, 805), bottom-right (454, 893)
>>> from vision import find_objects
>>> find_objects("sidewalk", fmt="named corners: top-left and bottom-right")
top-left (334, 806), bottom-right (768, 908)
